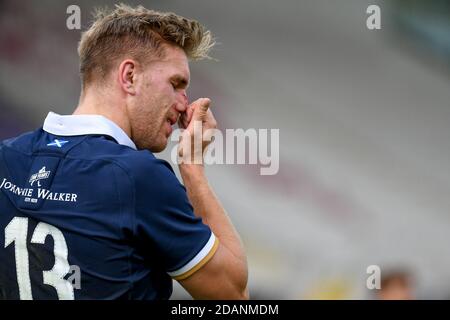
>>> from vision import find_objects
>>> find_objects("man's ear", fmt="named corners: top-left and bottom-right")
top-left (118, 59), bottom-right (137, 95)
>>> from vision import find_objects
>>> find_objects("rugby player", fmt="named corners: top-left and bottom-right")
top-left (0, 4), bottom-right (248, 300)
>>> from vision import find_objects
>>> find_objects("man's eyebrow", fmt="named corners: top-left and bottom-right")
top-left (171, 75), bottom-right (189, 87)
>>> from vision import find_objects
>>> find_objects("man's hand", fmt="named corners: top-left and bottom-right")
top-left (178, 98), bottom-right (217, 164)
top-left (176, 98), bottom-right (249, 300)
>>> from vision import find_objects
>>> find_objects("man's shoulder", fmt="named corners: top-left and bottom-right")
top-left (1, 130), bottom-right (37, 155)
top-left (113, 150), bottom-right (177, 186)
top-left (104, 148), bottom-right (184, 207)
top-left (79, 137), bottom-right (177, 184)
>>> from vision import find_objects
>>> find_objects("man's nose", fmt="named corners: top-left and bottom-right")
top-left (175, 91), bottom-right (188, 112)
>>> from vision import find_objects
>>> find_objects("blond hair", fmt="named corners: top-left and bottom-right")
top-left (78, 4), bottom-right (215, 87)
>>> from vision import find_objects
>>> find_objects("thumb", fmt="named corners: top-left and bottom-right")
top-left (191, 98), bottom-right (211, 121)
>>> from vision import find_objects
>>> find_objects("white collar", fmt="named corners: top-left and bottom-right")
top-left (43, 112), bottom-right (137, 150)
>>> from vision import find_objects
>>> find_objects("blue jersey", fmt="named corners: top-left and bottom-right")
top-left (0, 112), bottom-right (218, 300)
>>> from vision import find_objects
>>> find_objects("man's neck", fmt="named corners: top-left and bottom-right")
top-left (73, 90), bottom-right (132, 138)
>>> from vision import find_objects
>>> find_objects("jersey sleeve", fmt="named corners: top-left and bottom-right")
top-left (131, 156), bottom-right (219, 280)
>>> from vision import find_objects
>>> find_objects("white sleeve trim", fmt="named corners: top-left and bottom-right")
top-left (167, 232), bottom-right (216, 278)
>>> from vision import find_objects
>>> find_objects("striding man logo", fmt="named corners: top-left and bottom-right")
top-left (29, 166), bottom-right (51, 187)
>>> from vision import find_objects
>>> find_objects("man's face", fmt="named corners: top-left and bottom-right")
top-left (128, 45), bottom-right (190, 152)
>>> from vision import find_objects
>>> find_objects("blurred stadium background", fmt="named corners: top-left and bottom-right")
top-left (1, 0), bottom-right (450, 299)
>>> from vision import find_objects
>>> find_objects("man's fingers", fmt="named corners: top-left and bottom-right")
top-left (185, 105), bottom-right (194, 124)
top-left (191, 98), bottom-right (211, 121)
top-left (180, 98), bottom-right (212, 130)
